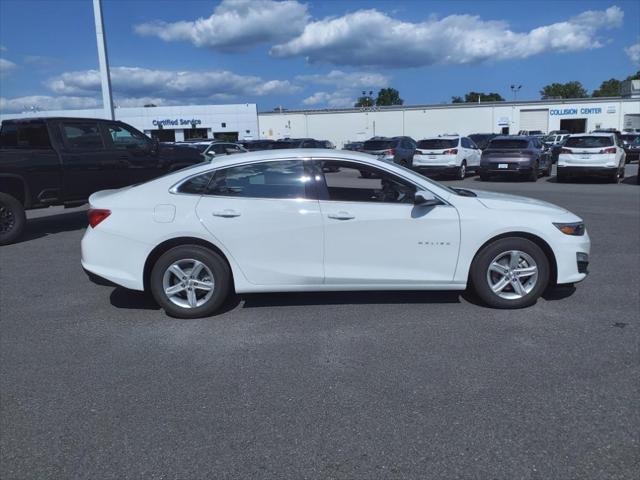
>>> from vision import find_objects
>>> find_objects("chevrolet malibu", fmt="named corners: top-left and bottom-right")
top-left (81, 150), bottom-right (590, 318)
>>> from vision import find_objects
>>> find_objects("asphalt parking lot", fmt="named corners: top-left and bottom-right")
top-left (1, 165), bottom-right (639, 479)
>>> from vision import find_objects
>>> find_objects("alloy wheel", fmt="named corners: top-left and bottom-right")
top-left (486, 250), bottom-right (538, 300)
top-left (162, 259), bottom-right (215, 308)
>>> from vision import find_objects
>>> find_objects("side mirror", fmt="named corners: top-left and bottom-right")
top-left (414, 190), bottom-right (440, 206)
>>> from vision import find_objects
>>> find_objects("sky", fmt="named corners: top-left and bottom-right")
top-left (0, 0), bottom-right (639, 114)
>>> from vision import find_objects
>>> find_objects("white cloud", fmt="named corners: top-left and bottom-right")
top-left (45, 66), bottom-right (301, 99)
top-left (296, 70), bottom-right (389, 88)
top-left (0, 95), bottom-right (101, 113)
top-left (135, 0), bottom-right (309, 52)
top-left (0, 58), bottom-right (17, 76)
top-left (626, 42), bottom-right (640, 65)
top-left (0, 45), bottom-right (7, 52)
top-left (271, 5), bottom-right (624, 67)
top-left (302, 91), bottom-right (355, 108)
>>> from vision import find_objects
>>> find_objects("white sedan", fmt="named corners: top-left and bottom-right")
top-left (81, 149), bottom-right (590, 318)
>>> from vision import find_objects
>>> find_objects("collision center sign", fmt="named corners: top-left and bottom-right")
top-left (549, 107), bottom-right (603, 116)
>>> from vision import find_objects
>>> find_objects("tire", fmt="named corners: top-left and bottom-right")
top-left (470, 237), bottom-right (550, 309)
top-left (150, 245), bottom-right (232, 318)
top-left (0, 192), bottom-right (26, 246)
top-left (528, 161), bottom-right (538, 182)
top-left (608, 168), bottom-right (621, 184)
top-left (454, 161), bottom-right (466, 180)
top-left (556, 170), bottom-right (568, 183)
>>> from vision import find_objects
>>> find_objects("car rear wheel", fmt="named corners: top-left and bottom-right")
top-left (0, 193), bottom-right (26, 246)
top-left (608, 168), bottom-right (621, 184)
top-left (150, 245), bottom-right (231, 318)
top-left (454, 161), bottom-right (466, 180)
top-left (470, 237), bottom-right (549, 309)
top-left (528, 161), bottom-right (539, 182)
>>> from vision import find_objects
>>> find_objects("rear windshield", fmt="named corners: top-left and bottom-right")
top-left (417, 139), bottom-right (458, 149)
top-left (363, 140), bottom-right (395, 150)
top-left (565, 136), bottom-right (613, 148)
top-left (271, 141), bottom-right (297, 149)
top-left (487, 139), bottom-right (529, 149)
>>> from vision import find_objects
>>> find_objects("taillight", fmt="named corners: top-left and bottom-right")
top-left (560, 148), bottom-right (572, 154)
top-left (88, 208), bottom-right (111, 228)
top-left (443, 148), bottom-right (458, 155)
top-left (600, 147), bottom-right (616, 154)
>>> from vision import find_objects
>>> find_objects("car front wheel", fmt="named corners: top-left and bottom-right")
top-left (150, 245), bottom-right (231, 318)
top-left (470, 237), bottom-right (549, 309)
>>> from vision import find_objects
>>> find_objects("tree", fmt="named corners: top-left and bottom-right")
top-left (626, 71), bottom-right (640, 81)
top-left (451, 92), bottom-right (504, 103)
top-left (592, 78), bottom-right (621, 97)
top-left (354, 96), bottom-right (375, 107)
top-left (540, 81), bottom-right (588, 99)
top-left (375, 88), bottom-right (403, 106)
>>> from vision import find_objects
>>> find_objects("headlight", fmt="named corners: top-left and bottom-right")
top-left (553, 222), bottom-right (585, 236)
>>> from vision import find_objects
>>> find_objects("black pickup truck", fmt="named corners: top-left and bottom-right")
top-left (0, 117), bottom-right (204, 244)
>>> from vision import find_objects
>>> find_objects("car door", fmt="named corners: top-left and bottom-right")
top-left (195, 159), bottom-right (324, 285)
top-left (462, 137), bottom-right (481, 167)
top-left (314, 159), bottom-right (460, 284)
top-left (102, 122), bottom-right (160, 185)
top-left (58, 120), bottom-right (121, 201)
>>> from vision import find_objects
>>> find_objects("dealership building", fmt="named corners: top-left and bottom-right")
top-left (1, 87), bottom-right (639, 148)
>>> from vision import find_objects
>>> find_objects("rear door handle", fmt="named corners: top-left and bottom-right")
top-left (212, 209), bottom-right (241, 218)
top-left (327, 211), bottom-right (355, 220)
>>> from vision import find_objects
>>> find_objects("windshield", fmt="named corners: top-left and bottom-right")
top-left (487, 139), bottom-right (529, 150)
top-left (565, 136), bottom-right (613, 148)
top-left (621, 134), bottom-right (639, 144)
top-left (363, 140), bottom-right (395, 150)
top-left (417, 139), bottom-right (458, 149)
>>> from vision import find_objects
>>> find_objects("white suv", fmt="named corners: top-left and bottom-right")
top-left (557, 133), bottom-right (626, 183)
top-left (412, 136), bottom-right (481, 180)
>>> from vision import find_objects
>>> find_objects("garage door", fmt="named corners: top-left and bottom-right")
top-left (519, 109), bottom-right (549, 133)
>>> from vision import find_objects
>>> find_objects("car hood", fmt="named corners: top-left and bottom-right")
top-left (469, 189), bottom-right (568, 214)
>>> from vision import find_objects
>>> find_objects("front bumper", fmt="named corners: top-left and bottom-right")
top-left (554, 230), bottom-right (591, 285)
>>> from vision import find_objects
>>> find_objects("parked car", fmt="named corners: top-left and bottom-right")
top-left (0, 117), bottom-right (204, 245)
top-left (468, 133), bottom-right (498, 151)
top-left (518, 130), bottom-right (545, 136)
top-left (82, 149), bottom-right (590, 318)
top-left (202, 142), bottom-right (247, 159)
top-left (317, 140), bottom-right (335, 149)
top-left (271, 138), bottom-right (323, 149)
top-left (621, 133), bottom-right (640, 162)
top-left (557, 133), bottom-right (626, 183)
top-left (238, 139), bottom-right (275, 151)
top-left (479, 136), bottom-right (552, 181)
top-left (543, 134), bottom-right (570, 146)
top-left (360, 136), bottom-right (417, 166)
top-left (412, 136), bottom-right (481, 180)
top-left (343, 141), bottom-right (364, 151)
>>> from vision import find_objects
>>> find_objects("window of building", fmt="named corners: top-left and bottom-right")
top-left (206, 160), bottom-right (307, 199)
top-left (319, 160), bottom-right (416, 204)
top-left (61, 122), bottom-right (104, 150)
top-left (221, 122), bottom-right (226, 128)
top-left (183, 128), bottom-right (208, 140)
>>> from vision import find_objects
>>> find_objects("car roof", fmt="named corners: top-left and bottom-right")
top-left (490, 135), bottom-right (532, 140)
top-left (419, 136), bottom-right (459, 140)
top-left (571, 133), bottom-right (614, 137)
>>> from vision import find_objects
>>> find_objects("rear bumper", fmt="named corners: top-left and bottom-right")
top-left (412, 165), bottom-right (459, 175)
top-left (479, 164), bottom-right (533, 175)
top-left (556, 166), bottom-right (617, 176)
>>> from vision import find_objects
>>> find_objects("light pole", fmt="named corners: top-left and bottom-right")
top-left (93, 0), bottom-right (114, 120)
top-left (510, 84), bottom-right (522, 102)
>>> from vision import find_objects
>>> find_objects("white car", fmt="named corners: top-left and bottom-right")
top-left (412, 136), bottom-right (481, 180)
top-left (557, 133), bottom-right (626, 183)
top-left (81, 149), bottom-right (590, 318)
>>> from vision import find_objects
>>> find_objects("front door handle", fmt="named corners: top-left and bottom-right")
top-left (212, 209), bottom-right (241, 218)
top-left (327, 211), bottom-right (355, 220)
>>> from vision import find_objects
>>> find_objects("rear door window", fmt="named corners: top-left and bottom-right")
top-left (61, 122), bottom-right (104, 150)
top-left (565, 136), bottom-right (614, 148)
top-left (0, 122), bottom-right (52, 149)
